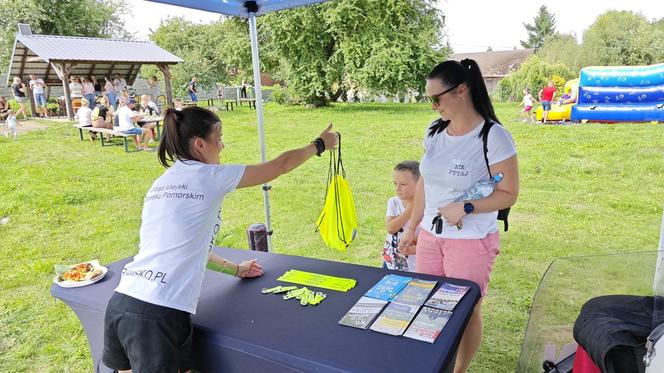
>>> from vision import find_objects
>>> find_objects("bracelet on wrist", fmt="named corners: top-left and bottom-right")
top-left (234, 264), bottom-right (239, 277)
top-left (311, 137), bottom-right (325, 157)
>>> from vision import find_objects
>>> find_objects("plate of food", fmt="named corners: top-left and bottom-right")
top-left (53, 260), bottom-right (108, 288)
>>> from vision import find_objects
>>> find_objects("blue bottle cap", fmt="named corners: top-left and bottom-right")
top-left (493, 173), bottom-right (504, 183)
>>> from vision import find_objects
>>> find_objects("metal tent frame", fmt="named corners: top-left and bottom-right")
top-left (148, 0), bottom-right (330, 251)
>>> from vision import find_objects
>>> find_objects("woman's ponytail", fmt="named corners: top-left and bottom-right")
top-left (459, 58), bottom-right (499, 127)
top-left (157, 106), bottom-right (220, 168)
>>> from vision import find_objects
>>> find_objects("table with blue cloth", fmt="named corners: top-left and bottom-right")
top-left (51, 247), bottom-right (481, 373)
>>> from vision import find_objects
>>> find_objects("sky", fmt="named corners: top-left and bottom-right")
top-left (126, 0), bottom-right (663, 53)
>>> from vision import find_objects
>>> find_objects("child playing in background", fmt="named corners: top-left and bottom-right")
top-left (382, 161), bottom-right (420, 272)
top-left (521, 87), bottom-right (535, 123)
top-left (173, 98), bottom-right (184, 111)
top-left (4, 109), bottom-right (19, 139)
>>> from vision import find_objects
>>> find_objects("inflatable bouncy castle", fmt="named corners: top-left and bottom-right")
top-left (571, 63), bottom-right (664, 122)
top-left (536, 79), bottom-right (579, 122)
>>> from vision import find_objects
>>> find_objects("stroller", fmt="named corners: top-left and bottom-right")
top-left (516, 250), bottom-right (664, 373)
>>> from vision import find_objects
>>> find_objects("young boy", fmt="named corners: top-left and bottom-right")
top-left (382, 161), bottom-right (420, 271)
top-left (4, 110), bottom-right (19, 140)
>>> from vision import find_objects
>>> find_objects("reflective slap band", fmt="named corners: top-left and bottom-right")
top-left (309, 292), bottom-right (327, 305)
top-left (299, 290), bottom-right (312, 306)
top-left (272, 286), bottom-right (297, 294)
top-left (283, 287), bottom-right (307, 300)
top-left (221, 265), bottom-right (236, 276)
top-left (261, 286), bottom-right (283, 294)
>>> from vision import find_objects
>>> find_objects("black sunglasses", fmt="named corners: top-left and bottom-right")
top-left (428, 83), bottom-right (460, 105)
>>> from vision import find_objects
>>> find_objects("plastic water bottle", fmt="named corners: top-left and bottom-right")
top-left (457, 173), bottom-right (504, 201)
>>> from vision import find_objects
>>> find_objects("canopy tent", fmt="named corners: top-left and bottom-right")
top-left (6, 23), bottom-right (183, 120)
top-left (148, 0), bottom-right (330, 251)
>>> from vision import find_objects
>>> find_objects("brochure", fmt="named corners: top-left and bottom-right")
top-left (364, 274), bottom-right (412, 301)
top-left (338, 296), bottom-right (388, 329)
top-left (403, 307), bottom-right (453, 343)
top-left (392, 279), bottom-right (437, 306)
top-left (369, 302), bottom-right (419, 336)
top-left (424, 282), bottom-right (470, 311)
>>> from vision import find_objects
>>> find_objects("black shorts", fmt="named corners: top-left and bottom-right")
top-left (103, 292), bottom-right (193, 372)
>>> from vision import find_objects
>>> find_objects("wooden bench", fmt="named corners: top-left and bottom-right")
top-left (239, 99), bottom-right (256, 109)
top-left (74, 125), bottom-right (138, 153)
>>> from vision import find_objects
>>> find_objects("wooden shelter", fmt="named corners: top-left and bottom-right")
top-left (6, 24), bottom-right (182, 119)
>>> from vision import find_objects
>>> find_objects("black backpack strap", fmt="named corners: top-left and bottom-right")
top-left (481, 121), bottom-right (510, 232)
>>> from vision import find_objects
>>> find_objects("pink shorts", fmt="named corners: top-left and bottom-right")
top-left (415, 230), bottom-right (500, 296)
top-left (523, 106), bottom-right (532, 112)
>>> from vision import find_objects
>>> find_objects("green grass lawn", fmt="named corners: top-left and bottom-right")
top-left (0, 102), bottom-right (662, 372)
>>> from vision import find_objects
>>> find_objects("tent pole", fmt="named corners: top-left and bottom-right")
top-left (248, 11), bottom-right (273, 251)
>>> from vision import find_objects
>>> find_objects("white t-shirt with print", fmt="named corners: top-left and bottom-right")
top-left (383, 197), bottom-right (416, 271)
top-left (115, 106), bottom-right (135, 131)
top-left (420, 121), bottom-right (516, 239)
top-left (115, 160), bottom-right (246, 314)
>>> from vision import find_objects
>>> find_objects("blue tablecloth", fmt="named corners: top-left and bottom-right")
top-left (51, 247), bottom-right (480, 372)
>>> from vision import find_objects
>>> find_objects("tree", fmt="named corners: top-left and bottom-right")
top-left (0, 0), bottom-right (129, 71)
top-left (521, 5), bottom-right (556, 51)
top-left (146, 16), bottom-right (256, 97)
top-left (581, 11), bottom-right (663, 66)
top-left (537, 33), bottom-right (583, 72)
top-left (260, 0), bottom-right (447, 106)
top-left (497, 55), bottom-right (575, 102)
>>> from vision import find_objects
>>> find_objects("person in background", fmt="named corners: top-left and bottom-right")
top-left (538, 80), bottom-right (556, 124)
top-left (382, 161), bottom-right (420, 272)
top-left (114, 74), bottom-right (128, 95)
top-left (81, 77), bottom-right (96, 108)
top-left (173, 98), bottom-right (184, 111)
top-left (187, 76), bottom-right (198, 103)
top-left (240, 79), bottom-right (249, 100)
top-left (4, 109), bottom-right (19, 139)
top-left (139, 94), bottom-right (159, 141)
top-left (398, 58), bottom-right (519, 373)
top-left (102, 106), bottom-right (337, 372)
top-left (91, 96), bottom-right (114, 142)
top-left (29, 74), bottom-right (49, 118)
top-left (11, 77), bottom-right (28, 120)
top-left (104, 76), bottom-right (117, 110)
top-left (147, 76), bottom-right (160, 99)
top-left (520, 87), bottom-right (536, 123)
top-left (116, 97), bottom-right (154, 151)
top-left (217, 84), bottom-right (225, 101)
top-left (77, 98), bottom-right (93, 141)
top-left (91, 76), bottom-right (102, 97)
top-left (0, 96), bottom-right (9, 120)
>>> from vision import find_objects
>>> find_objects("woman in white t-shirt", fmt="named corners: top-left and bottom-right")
top-left (399, 59), bottom-right (519, 373)
top-left (103, 106), bottom-right (338, 372)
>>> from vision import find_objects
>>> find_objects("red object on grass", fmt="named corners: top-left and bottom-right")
top-left (573, 345), bottom-right (601, 373)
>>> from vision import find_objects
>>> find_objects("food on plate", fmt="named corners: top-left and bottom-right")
top-left (61, 263), bottom-right (101, 282)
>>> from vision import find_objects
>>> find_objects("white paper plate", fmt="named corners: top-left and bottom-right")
top-left (53, 263), bottom-right (108, 288)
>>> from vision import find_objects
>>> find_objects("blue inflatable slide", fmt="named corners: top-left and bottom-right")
top-left (571, 63), bottom-right (664, 122)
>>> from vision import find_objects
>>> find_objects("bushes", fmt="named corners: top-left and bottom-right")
top-left (497, 55), bottom-right (576, 102)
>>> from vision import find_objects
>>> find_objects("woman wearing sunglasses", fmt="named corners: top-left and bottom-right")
top-left (399, 59), bottom-right (519, 373)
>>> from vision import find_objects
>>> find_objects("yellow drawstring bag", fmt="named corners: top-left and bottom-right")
top-left (315, 134), bottom-right (358, 252)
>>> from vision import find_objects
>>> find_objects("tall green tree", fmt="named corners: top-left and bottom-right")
top-left (581, 11), bottom-right (663, 66)
top-left (520, 5), bottom-right (557, 51)
top-left (537, 33), bottom-right (583, 72)
top-left (261, 0), bottom-right (447, 106)
top-left (146, 16), bottom-right (255, 96)
top-left (0, 0), bottom-right (128, 71)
